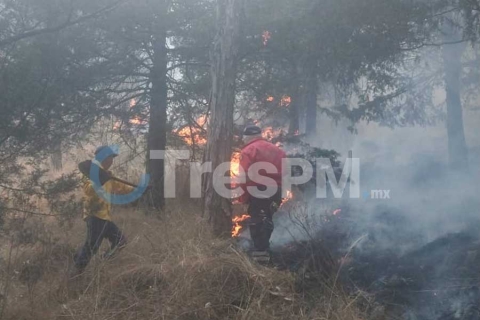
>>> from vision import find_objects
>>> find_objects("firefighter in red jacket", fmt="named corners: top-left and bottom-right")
top-left (238, 125), bottom-right (287, 253)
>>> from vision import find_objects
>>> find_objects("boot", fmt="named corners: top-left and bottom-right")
top-left (251, 250), bottom-right (271, 265)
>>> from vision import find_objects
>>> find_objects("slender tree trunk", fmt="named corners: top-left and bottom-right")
top-left (147, 28), bottom-right (168, 210)
top-left (50, 140), bottom-right (62, 171)
top-left (305, 62), bottom-right (318, 136)
top-left (203, 0), bottom-right (243, 237)
top-left (289, 83), bottom-right (300, 135)
top-left (442, 30), bottom-right (469, 171)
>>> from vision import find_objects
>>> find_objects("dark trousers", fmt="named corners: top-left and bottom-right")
top-left (248, 190), bottom-right (282, 251)
top-left (74, 216), bottom-right (127, 271)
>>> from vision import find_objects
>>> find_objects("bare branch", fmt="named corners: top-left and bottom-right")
top-left (167, 62), bottom-right (210, 71)
top-left (0, 0), bottom-right (126, 47)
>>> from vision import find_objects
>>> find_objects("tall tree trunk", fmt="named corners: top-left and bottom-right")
top-left (442, 29), bottom-right (469, 171)
top-left (147, 28), bottom-right (168, 210)
top-left (289, 83), bottom-right (300, 135)
top-left (50, 140), bottom-right (62, 171)
top-left (305, 62), bottom-right (318, 137)
top-left (203, 0), bottom-right (243, 237)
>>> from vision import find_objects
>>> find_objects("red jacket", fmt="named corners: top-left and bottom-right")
top-left (237, 138), bottom-right (286, 203)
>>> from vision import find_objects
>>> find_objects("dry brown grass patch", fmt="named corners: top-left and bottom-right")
top-left (1, 203), bottom-right (364, 320)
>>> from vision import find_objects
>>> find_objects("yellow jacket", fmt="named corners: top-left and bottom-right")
top-left (82, 175), bottom-right (133, 221)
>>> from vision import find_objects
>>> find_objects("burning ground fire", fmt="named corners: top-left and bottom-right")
top-left (113, 99), bottom-right (146, 130)
top-left (115, 110), bottom-right (208, 146)
top-left (176, 116), bottom-right (207, 146)
top-left (113, 116), bottom-right (146, 130)
top-left (265, 95), bottom-right (291, 107)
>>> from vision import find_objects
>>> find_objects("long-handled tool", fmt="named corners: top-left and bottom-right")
top-left (78, 160), bottom-right (139, 188)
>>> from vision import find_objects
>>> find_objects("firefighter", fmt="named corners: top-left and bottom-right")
top-left (72, 146), bottom-right (134, 275)
top-left (237, 125), bottom-right (287, 258)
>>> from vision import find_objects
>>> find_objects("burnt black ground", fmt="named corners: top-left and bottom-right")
top-left (267, 205), bottom-right (480, 320)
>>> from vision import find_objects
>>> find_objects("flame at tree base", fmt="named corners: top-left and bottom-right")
top-left (232, 191), bottom-right (293, 238)
top-left (232, 190), bottom-right (293, 238)
top-left (280, 190), bottom-right (293, 207)
top-left (232, 214), bottom-right (251, 237)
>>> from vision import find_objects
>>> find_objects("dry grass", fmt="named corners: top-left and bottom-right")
top-left (0, 201), bottom-right (363, 320)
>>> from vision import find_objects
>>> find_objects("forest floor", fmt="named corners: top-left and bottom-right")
top-left (0, 201), bottom-right (362, 320)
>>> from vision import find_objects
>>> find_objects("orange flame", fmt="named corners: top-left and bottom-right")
top-left (281, 95), bottom-right (292, 107)
top-left (112, 115), bottom-right (145, 130)
top-left (280, 190), bottom-right (293, 206)
top-left (176, 116), bottom-right (207, 146)
top-left (231, 152), bottom-right (241, 177)
top-left (231, 152), bottom-right (241, 193)
top-left (129, 99), bottom-right (136, 108)
top-left (232, 214), bottom-right (251, 237)
top-left (262, 31), bottom-right (271, 46)
top-left (113, 120), bottom-right (122, 130)
top-left (333, 209), bottom-right (342, 216)
top-left (130, 116), bottom-right (144, 125)
top-left (262, 127), bottom-right (274, 140)
top-left (262, 126), bottom-right (284, 141)
top-left (266, 96), bottom-right (275, 102)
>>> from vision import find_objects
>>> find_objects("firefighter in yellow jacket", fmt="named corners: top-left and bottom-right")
top-left (73, 146), bottom-right (133, 274)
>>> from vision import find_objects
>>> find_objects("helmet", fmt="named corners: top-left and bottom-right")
top-left (243, 125), bottom-right (262, 136)
top-left (94, 145), bottom-right (119, 157)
